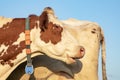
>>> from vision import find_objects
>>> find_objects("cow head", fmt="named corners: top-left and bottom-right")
top-left (0, 7), bottom-right (85, 67)
top-left (31, 7), bottom-right (85, 64)
top-left (0, 7), bottom-right (85, 80)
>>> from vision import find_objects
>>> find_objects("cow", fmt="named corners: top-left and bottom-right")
top-left (1, 7), bottom-right (107, 80)
top-left (0, 7), bottom-right (85, 80)
top-left (7, 18), bottom-right (107, 80)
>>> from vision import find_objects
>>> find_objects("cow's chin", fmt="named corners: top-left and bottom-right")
top-left (65, 54), bottom-right (79, 64)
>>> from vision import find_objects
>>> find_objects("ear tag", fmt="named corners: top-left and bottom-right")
top-left (25, 63), bottom-right (34, 74)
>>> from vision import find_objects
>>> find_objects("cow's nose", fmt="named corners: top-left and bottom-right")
top-left (79, 46), bottom-right (85, 58)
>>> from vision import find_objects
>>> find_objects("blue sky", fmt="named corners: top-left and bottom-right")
top-left (0, 0), bottom-right (120, 80)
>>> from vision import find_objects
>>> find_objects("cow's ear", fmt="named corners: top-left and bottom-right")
top-left (39, 11), bottom-right (48, 32)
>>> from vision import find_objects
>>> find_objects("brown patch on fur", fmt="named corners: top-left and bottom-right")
top-left (29, 15), bottom-right (39, 29)
top-left (0, 41), bottom-right (25, 67)
top-left (0, 18), bottom-right (26, 66)
top-left (0, 18), bottom-right (25, 46)
top-left (39, 11), bottom-right (49, 32)
top-left (40, 22), bottom-right (63, 44)
top-left (0, 15), bottom-right (38, 66)
top-left (39, 11), bottom-right (63, 44)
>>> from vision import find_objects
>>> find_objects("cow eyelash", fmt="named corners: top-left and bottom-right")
top-left (52, 25), bottom-right (59, 29)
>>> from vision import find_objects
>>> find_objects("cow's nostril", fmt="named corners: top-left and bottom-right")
top-left (80, 46), bottom-right (85, 54)
top-left (79, 47), bottom-right (85, 58)
top-left (80, 48), bottom-right (84, 52)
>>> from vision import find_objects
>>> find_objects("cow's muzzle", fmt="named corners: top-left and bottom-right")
top-left (71, 46), bottom-right (85, 59)
top-left (66, 46), bottom-right (85, 64)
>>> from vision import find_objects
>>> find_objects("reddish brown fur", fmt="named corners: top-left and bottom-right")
top-left (0, 41), bottom-right (25, 67)
top-left (29, 15), bottom-right (39, 29)
top-left (0, 10), bottom-right (63, 67)
top-left (0, 18), bottom-right (25, 46)
top-left (0, 15), bottom-right (40, 67)
top-left (39, 11), bottom-right (49, 32)
top-left (40, 22), bottom-right (63, 44)
top-left (0, 18), bottom-right (26, 66)
top-left (39, 11), bottom-right (63, 44)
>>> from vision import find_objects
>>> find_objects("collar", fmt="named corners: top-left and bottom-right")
top-left (25, 17), bottom-right (31, 54)
top-left (25, 17), bottom-right (34, 74)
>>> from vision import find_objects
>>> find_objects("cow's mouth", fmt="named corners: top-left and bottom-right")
top-left (70, 57), bottom-right (81, 63)
top-left (71, 57), bottom-right (80, 60)
top-left (66, 54), bottom-right (79, 64)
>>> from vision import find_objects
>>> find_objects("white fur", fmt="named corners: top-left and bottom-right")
top-left (62, 18), bottom-right (98, 27)
top-left (61, 19), bottom-right (107, 80)
top-left (0, 44), bottom-right (9, 56)
top-left (48, 13), bottom-right (63, 27)
top-left (0, 16), bottom-right (13, 28)
top-left (13, 32), bottom-right (25, 45)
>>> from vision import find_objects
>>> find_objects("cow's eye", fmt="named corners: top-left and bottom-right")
top-left (55, 25), bottom-right (59, 28)
top-left (52, 25), bottom-right (58, 30)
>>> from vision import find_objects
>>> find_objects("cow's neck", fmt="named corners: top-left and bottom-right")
top-left (0, 15), bottom-right (40, 67)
